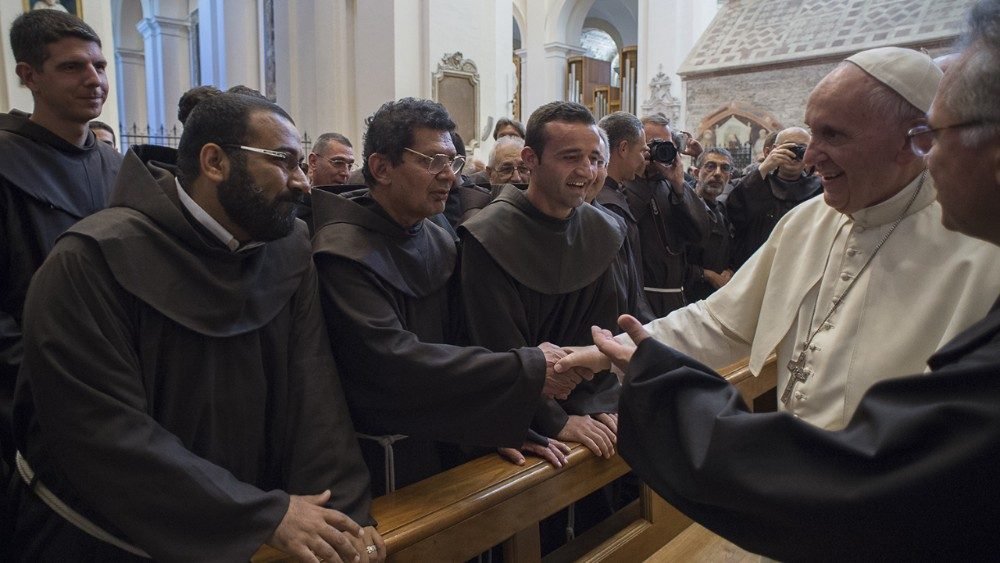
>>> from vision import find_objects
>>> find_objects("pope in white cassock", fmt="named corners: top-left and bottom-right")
top-left (559, 46), bottom-right (1000, 430)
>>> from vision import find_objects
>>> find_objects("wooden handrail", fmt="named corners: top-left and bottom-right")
top-left (255, 355), bottom-right (777, 562)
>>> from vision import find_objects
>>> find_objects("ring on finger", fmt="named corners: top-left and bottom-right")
top-left (366, 544), bottom-right (377, 555)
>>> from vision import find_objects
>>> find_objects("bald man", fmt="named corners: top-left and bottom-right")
top-left (726, 126), bottom-right (823, 268)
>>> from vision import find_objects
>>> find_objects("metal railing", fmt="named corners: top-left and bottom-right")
top-left (119, 124), bottom-right (313, 155)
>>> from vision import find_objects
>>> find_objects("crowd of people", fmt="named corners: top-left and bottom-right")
top-left (1, 1), bottom-right (999, 560)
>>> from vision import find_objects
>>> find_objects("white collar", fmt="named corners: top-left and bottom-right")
top-left (174, 179), bottom-right (262, 252)
top-left (849, 171), bottom-right (936, 228)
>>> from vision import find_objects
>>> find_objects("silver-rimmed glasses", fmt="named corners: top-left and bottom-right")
top-left (222, 145), bottom-right (304, 172)
top-left (907, 120), bottom-right (1000, 157)
top-left (316, 154), bottom-right (358, 171)
top-left (403, 147), bottom-right (466, 174)
top-left (701, 161), bottom-right (733, 173)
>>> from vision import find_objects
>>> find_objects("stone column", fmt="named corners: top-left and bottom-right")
top-left (544, 42), bottom-right (586, 104)
top-left (137, 15), bottom-right (191, 133)
top-left (114, 47), bottom-right (147, 135)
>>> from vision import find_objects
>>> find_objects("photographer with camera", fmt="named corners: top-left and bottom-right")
top-left (623, 114), bottom-right (710, 316)
top-left (727, 126), bottom-right (823, 268)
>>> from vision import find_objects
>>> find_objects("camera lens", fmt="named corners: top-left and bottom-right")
top-left (791, 144), bottom-right (807, 161)
top-left (649, 140), bottom-right (677, 165)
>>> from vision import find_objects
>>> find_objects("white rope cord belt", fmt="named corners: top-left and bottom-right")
top-left (355, 433), bottom-right (408, 493)
top-left (15, 451), bottom-right (151, 558)
top-left (643, 286), bottom-right (683, 294)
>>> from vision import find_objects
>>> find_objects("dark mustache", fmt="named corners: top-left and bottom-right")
top-left (278, 192), bottom-right (308, 206)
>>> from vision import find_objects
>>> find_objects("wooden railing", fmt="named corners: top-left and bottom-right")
top-left (255, 356), bottom-right (777, 562)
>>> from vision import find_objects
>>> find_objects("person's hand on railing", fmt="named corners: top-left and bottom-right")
top-left (593, 412), bottom-right (618, 435)
top-left (539, 342), bottom-right (593, 399)
top-left (346, 526), bottom-right (386, 563)
top-left (498, 434), bottom-right (572, 468)
top-left (557, 415), bottom-right (616, 459)
top-left (267, 490), bottom-right (364, 563)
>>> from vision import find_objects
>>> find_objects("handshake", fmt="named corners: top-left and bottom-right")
top-left (537, 315), bottom-right (651, 399)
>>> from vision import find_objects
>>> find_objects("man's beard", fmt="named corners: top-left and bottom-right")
top-left (217, 160), bottom-right (304, 242)
top-left (700, 182), bottom-right (724, 198)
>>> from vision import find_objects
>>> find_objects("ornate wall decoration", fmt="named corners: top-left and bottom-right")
top-left (433, 52), bottom-right (481, 151)
top-left (640, 69), bottom-right (680, 123)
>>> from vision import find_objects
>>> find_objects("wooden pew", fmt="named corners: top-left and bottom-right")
top-left (255, 356), bottom-right (777, 562)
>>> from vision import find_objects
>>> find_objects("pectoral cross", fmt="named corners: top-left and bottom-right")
top-left (781, 353), bottom-right (810, 405)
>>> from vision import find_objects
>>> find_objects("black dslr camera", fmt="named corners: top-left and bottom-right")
top-left (648, 139), bottom-right (678, 166)
top-left (790, 144), bottom-right (807, 161)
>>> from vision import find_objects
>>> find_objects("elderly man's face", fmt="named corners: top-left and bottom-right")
top-left (927, 47), bottom-right (1000, 243)
top-left (495, 124), bottom-right (523, 139)
top-left (804, 65), bottom-right (914, 214)
top-left (488, 143), bottom-right (528, 185)
top-left (774, 128), bottom-right (811, 178)
top-left (696, 152), bottom-right (733, 202)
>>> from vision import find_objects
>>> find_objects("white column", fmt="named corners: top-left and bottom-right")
top-left (544, 42), bottom-right (586, 103)
top-left (137, 15), bottom-right (191, 132)
top-left (275, 0), bottom-right (358, 145)
top-left (637, 0), bottom-right (716, 126)
top-left (519, 0), bottom-right (548, 119)
top-left (197, 0), bottom-right (261, 92)
top-left (114, 48), bottom-right (147, 132)
top-left (353, 0), bottom-right (399, 137)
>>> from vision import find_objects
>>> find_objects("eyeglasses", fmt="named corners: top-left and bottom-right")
top-left (701, 161), bottom-right (733, 173)
top-left (495, 163), bottom-right (531, 177)
top-left (403, 147), bottom-right (466, 174)
top-left (315, 154), bottom-right (357, 171)
top-left (907, 120), bottom-right (1000, 156)
top-left (223, 145), bottom-right (304, 172)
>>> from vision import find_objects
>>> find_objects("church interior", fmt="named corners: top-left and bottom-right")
top-left (0, 0), bottom-right (989, 561)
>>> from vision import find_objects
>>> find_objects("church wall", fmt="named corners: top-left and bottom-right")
top-left (426, 0), bottom-right (513, 160)
top-left (683, 62), bottom-right (835, 135)
top-left (682, 44), bottom-right (956, 145)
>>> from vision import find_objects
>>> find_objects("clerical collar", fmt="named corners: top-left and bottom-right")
top-left (174, 178), bottom-right (263, 252)
top-left (849, 171), bottom-right (936, 228)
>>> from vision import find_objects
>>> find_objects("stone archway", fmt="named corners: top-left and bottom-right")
top-left (696, 102), bottom-right (783, 161)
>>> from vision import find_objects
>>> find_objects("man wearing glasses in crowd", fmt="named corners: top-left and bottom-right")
top-left (685, 148), bottom-right (736, 302)
top-left (311, 98), bottom-right (588, 495)
top-left (308, 131), bottom-right (356, 187)
top-left (485, 134), bottom-right (531, 187)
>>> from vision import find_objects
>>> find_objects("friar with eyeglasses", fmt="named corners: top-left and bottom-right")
top-left (8, 92), bottom-right (385, 563)
top-left (726, 126), bottom-right (824, 269)
top-left (557, 45), bottom-right (1000, 433)
top-left (683, 147), bottom-right (737, 302)
top-left (311, 98), bottom-right (592, 496)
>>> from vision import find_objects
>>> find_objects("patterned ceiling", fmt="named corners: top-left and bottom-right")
top-left (679, 0), bottom-right (976, 75)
